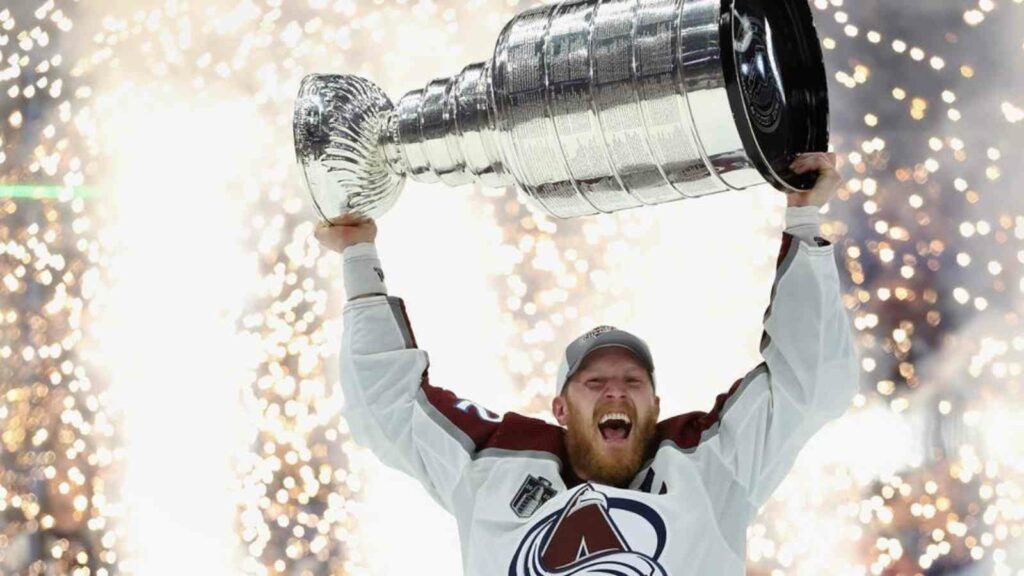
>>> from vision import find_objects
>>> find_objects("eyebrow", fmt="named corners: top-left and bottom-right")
top-left (580, 369), bottom-right (646, 378)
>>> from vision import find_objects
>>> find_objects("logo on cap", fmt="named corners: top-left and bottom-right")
top-left (580, 325), bottom-right (616, 343)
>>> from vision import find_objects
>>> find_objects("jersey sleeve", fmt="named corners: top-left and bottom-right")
top-left (339, 294), bottom-right (504, 514)
top-left (696, 232), bottom-right (860, 510)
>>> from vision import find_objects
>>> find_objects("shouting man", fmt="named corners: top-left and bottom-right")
top-left (315, 152), bottom-right (859, 575)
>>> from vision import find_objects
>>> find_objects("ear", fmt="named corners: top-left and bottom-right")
top-left (552, 393), bottom-right (569, 426)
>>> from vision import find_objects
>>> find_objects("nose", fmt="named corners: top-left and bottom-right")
top-left (602, 379), bottom-right (629, 399)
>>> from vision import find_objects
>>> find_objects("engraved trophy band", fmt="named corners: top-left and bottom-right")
top-left (293, 0), bottom-right (830, 222)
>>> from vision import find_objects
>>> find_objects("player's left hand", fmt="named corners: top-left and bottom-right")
top-left (786, 152), bottom-right (842, 208)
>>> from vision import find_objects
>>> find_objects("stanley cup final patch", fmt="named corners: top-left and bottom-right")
top-left (510, 475), bottom-right (558, 519)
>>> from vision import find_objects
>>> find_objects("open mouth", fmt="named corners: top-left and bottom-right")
top-left (597, 419), bottom-right (632, 443)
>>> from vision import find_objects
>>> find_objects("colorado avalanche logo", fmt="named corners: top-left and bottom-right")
top-left (508, 483), bottom-right (668, 575)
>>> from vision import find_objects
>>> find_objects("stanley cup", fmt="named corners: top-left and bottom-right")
top-left (293, 0), bottom-right (830, 222)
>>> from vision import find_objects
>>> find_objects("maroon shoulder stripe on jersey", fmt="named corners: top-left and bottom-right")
top-left (656, 376), bottom-right (745, 449)
top-left (477, 411), bottom-right (568, 454)
top-left (777, 232), bottom-right (794, 268)
top-left (658, 229), bottom-right (800, 449)
top-left (387, 297), bottom-right (502, 446)
top-left (387, 296), bottom-right (570, 461)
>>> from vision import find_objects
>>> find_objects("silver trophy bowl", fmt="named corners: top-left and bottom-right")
top-left (293, 0), bottom-right (829, 222)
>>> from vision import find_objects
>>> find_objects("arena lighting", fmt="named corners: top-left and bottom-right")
top-left (90, 100), bottom-right (261, 575)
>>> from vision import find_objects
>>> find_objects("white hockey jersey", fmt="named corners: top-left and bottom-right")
top-left (338, 211), bottom-right (860, 575)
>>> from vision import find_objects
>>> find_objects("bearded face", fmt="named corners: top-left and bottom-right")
top-left (552, 347), bottom-right (660, 488)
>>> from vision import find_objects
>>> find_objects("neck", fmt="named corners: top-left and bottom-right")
top-left (572, 463), bottom-right (589, 482)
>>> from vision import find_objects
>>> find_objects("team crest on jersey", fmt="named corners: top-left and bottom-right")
top-left (508, 483), bottom-right (667, 575)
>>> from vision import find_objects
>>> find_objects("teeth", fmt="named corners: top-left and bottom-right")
top-left (599, 412), bottom-right (631, 425)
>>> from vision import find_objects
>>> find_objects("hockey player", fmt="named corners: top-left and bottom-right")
top-left (314, 152), bottom-right (858, 574)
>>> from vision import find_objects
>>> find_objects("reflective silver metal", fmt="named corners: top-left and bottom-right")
top-left (294, 0), bottom-right (829, 222)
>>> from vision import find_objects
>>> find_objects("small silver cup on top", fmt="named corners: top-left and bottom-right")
top-left (293, 0), bottom-right (830, 222)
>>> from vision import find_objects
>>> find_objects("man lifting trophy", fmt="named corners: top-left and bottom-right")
top-left (303, 0), bottom-right (858, 574)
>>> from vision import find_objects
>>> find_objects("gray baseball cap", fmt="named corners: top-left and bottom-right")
top-left (555, 325), bottom-right (656, 397)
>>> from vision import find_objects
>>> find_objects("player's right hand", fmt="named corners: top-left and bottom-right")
top-left (786, 152), bottom-right (842, 208)
top-left (314, 213), bottom-right (377, 254)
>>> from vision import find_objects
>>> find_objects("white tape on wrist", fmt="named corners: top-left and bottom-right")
top-left (784, 205), bottom-right (823, 244)
top-left (342, 243), bottom-right (387, 300)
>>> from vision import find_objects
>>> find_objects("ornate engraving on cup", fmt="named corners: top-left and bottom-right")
top-left (294, 0), bottom-right (829, 222)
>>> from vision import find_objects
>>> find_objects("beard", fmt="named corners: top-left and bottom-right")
top-left (563, 399), bottom-right (659, 489)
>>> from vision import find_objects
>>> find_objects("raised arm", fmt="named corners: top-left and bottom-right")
top-left (315, 216), bottom-right (505, 514)
top-left (682, 153), bottom-right (860, 510)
